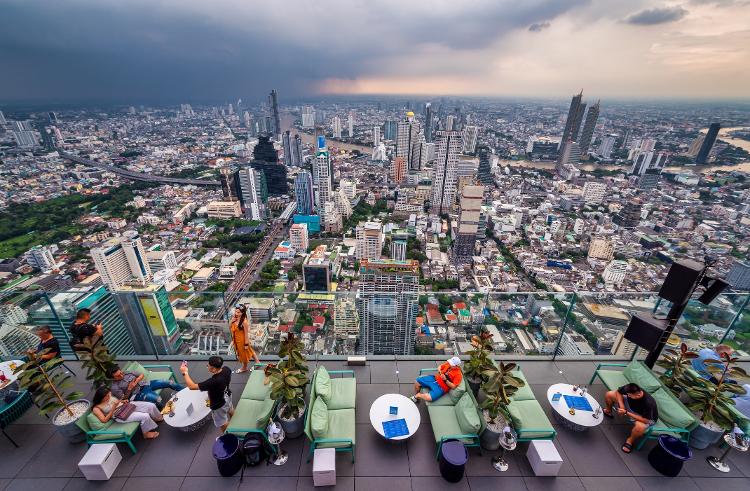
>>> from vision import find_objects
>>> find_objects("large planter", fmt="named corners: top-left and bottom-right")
top-left (52, 399), bottom-right (90, 443)
top-left (689, 422), bottom-right (724, 450)
top-left (278, 402), bottom-right (306, 439)
top-left (479, 410), bottom-right (507, 451)
top-left (466, 376), bottom-right (482, 398)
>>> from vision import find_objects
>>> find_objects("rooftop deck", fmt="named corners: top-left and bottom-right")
top-left (2, 359), bottom-right (749, 491)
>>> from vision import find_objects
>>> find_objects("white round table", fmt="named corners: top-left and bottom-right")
top-left (0, 360), bottom-right (23, 396)
top-left (163, 387), bottom-right (212, 432)
top-left (547, 383), bottom-right (603, 431)
top-left (369, 393), bottom-right (421, 440)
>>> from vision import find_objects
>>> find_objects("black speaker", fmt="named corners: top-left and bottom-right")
top-left (658, 259), bottom-right (704, 304)
top-left (698, 278), bottom-right (730, 305)
top-left (624, 313), bottom-right (667, 353)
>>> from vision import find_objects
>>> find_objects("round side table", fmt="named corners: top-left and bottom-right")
top-left (707, 433), bottom-right (749, 473)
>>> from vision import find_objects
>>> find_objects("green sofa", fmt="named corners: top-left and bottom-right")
top-left (505, 367), bottom-right (557, 442)
top-left (226, 365), bottom-right (276, 440)
top-left (420, 367), bottom-right (484, 459)
top-left (304, 366), bottom-right (356, 462)
top-left (589, 360), bottom-right (699, 450)
top-left (75, 361), bottom-right (179, 454)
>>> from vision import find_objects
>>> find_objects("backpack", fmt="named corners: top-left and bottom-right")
top-left (239, 432), bottom-right (273, 481)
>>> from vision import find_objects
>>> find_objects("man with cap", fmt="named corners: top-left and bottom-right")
top-left (411, 356), bottom-right (463, 403)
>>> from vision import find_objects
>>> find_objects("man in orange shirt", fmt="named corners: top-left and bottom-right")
top-left (411, 356), bottom-right (463, 402)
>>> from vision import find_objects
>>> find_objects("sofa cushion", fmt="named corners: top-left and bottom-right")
top-left (226, 398), bottom-right (275, 434)
top-left (427, 405), bottom-right (475, 444)
top-left (327, 377), bottom-right (356, 410)
top-left (310, 396), bottom-right (329, 440)
top-left (651, 388), bottom-right (695, 429)
top-left (124, 361), bottom-right (150, 382)
top-left (510, 370), bottom-right (535, 401)
top-left (85, 411), bottom-right (111, 431)
top-left (241, 370), bottom-right (271, 401)
top-left (455, 392), bottom-right (481, 434)
top-left (315, 366), bottom-right (332, 405)
top-left (316, 408), bottom-right (356, 448)
top-left (90, 422), bottom-right (140, 441)
top-left (448, 376), bottom-right (467, 404)
top-left (507, 399), bottom-right (554, 439)
top-left (623, 362), bottom-right (661, 394)
top-left (596, 370), bottom-right (629, 391)
top-left (148, 371), bottom-right (173, 384)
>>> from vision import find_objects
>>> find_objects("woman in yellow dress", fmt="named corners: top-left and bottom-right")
top-left (230, 305), bottom-right (260, 373)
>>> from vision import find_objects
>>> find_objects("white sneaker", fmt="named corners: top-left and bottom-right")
top-left (410, 395), bottom-right (419, 403)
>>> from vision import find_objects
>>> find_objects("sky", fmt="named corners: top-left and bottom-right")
top-left (1, 0), bottom-right (749, 104)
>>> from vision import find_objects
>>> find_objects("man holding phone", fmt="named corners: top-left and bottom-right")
top-left (603, 383), bottom-right (658, 453)
top-left (180, 356), bottom-right (233, 432)
top-left (410, 356), bottom-right (463, 403)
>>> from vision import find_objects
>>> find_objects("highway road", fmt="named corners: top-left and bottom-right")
top-left (58, 150), bottom-right (221, 187)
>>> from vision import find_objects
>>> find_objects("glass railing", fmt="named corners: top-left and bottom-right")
top-left (0, 288), bottom-right (748, 363)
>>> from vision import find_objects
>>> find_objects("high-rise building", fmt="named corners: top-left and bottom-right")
top-left (294, 170), bottom-right (315, 215)
top-left (220, 167), bottom-right (240, 201)
top-left (611, 330), bottom-right (637, 358)
top-left (334, 298), bottom-right (360, 338)
top-left (249, 160), bottom-right (288, 195)
top-left (347, 110), bottom-right (354, 137)
top-left (114, 284), bottom-right (182, 355)
top-left (0, 110), bottom-right (6, 125)
top-left (292, 134), bottom-right (304, 166)
top-left (453, 185), bottom-right (484, 264)
top-left (424, 102), bottom-right (434, 142)
top-left (556, 141), bottom-right (581, 175)
top-left (10, 121), bottom-right (39, 147)
top-left (396, 112), bottom-right (422, 171)
top-left (613, 201), bottom-right (642, 229)
top-left (384, 120), bottom-right (398, 141)
top-left (302, 106), bottom-right (315, 128)
top-left (303, 245), bottom-right (333, 291)
top-left (391, 232), bottom-right (408, 261)
top-left (332, 116), bottom-right (342, 138)
top-left (602, 260), bottom-right (628, 285)
top-left (696, 123), bottom-right (720, 165)
top-left (253, 135), bottom-right (279, 163)
top-left (390, 157), bottom-right (406, 184)
top-left (631, 151), bottom-right (664, 176)
top-left (582, 181), bottom-right (607, 204)
top-left (445, 115), bottom-right (456, 131)
top-left (477, 146), bottom-right (493, 185)
top-left (289, 223), bottom-right (309, 253)
top-left (727, 259), bottom-right (750, 291)
top-left (356, 221), bottom-right (384, 261)
top-left (639, 168), bottom-right (662, 191)
top-left (269, 89), bottom-right (280, 139)
top-left (597, 135), bottom-right (617, 159)
top-left (461, 125), bottom-right (479, 154)
top-left (357, 259), bottom-right (420, 355)
top-left (236, 167), bottom-right (268, 220)
top-left (282, 130), bottom-right (293, 166)
top-left (0, 323), bottom-right (38, 359)
top-left (588, 237), bottom-right (614, 261)
top-left (687, 135), bottom-right (705, 158)
top-left (560, 90), bottom-right (585, 147)
top-left (91, 232), bottom-right (152, 290)
top-left (430, 130), bottom-right (463, 215)
top-left (312, 136), bottom-right (334, 220)
top-left (578, 100), bottom-right (600, 155)
top-left (340, 179), bottom-right (357, 200)
top-left (25, 245), bottom-right (56, 272)
top-left (373, 126), bottom-right (381, 147)
top-left (146, 250), bottom-right (178, 272)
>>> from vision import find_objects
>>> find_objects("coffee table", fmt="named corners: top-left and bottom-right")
top-left (369, 393), bottom-right (420, 440)
top-left (547, 383), bottom-right (602, 431)
top-left (163, 387), bottom-right (212, 432)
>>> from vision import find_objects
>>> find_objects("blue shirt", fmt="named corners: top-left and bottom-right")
top-left (692, 348), bottom-right (720, 380)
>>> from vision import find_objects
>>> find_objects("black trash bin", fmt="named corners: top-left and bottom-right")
top-left (213, 433), bottom-right (244, 477)
top-left (648, 435), bottom-right (692, 477)
top-left (439, 439), bottom-right (468, 483)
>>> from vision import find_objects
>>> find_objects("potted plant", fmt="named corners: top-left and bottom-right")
top-left (74, 335), bottom-right (117, 389)
top-left (16, 350), bottom-right (89, 443)
top-left (478, 361), bottom-right (524, 450)
top-left (683, 352), bottom-right (748, 449)
top-left (656, 343), bottom-right (698, 396)
top-left (266, 334), bottom-right (309, 438)
top-left (464, 330), bottom-right (495, 397)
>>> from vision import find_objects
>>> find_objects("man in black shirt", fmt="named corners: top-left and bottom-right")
top-left (604, 383), bottom-right (659, 453)
top-left (69, 308), bottom-right (103, 348)
top-left (31, 325), bottom-right (61, 361)
top-left (180, 356), bottom-right (233, 432)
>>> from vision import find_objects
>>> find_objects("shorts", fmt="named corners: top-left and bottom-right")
top-left (416, 375), bottom-right (446, 401)
top-left (211, 399), bottom-right (234, 427)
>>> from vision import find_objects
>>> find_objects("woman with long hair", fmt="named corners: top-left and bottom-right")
top-left (91, 386), bottom-right (162, 439)
top-left (229, 304), bottom-right (260, 373)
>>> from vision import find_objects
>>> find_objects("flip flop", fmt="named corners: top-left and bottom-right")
top-left (234, 368), bottom-right (249, 373)
top-left (621, 442), bottom-right (633, 454)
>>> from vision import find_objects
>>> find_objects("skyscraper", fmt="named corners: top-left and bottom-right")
top-left (453, 185), bottom-right (485, 264)
top-left (332, 116), bottom-right (342, 138)
top-left (396, 112), bottom-right (422, 171)
top-left (556, 141), bottom-right (581, 174)
top-left (578, 100), bottom-right (600, 155)
top-left (220, 167), bottom-right (240, 201)
top-left (347, 110), bottom-right (354, 137)
top-left (292, 134), bottom-right (304, 166)
top-left (249, 160), bottom-right (287, 195)
top-left (391, 232), bottom-right (408, 261)
top-left (91, 232), bottom-right (152, 290)
top-left (373, 126), bottom-right (381, 147)
top-left (390, 157), bottom-right (406, 184)
top-left (282, 130), bottom-right (293, 166)
top-left (312, 136), bottom-right (333, 220)
top-left (430, 130), bottom-right (463, 215)
top-left (114, 284), bottom-right (182, 355)
top-left (357, 259), bottom-right (420, 355)
top-left (295, 170), bottom-right (315, 215)
top-left (269, 89), bottom-right (280, 139)
top-left (461, 125), bottom-right (479, 154)
top-left (236, 167), bottom-right (268, 220)
top-left (560, 90), bottom-right (584, 148)
top-left (355, 221), bottom-right (384, 261)
top-left (253, 135), bottom-right (279, 163)
top-left (696, 122), bottom-right (720, 165)
top-left (302, 106), bottom-right (315, 128)
top-left (424, 102), bottom-right (434, 142)
top-left (384, 120), bottom-right (398, 140)
top-left (477, 145), bottom-right (493, 185)
top-left (25, 245), bottom-right (56, 272)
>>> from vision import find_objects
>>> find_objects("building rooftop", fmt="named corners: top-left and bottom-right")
top-left (3, 359), bottom-right (749, 490)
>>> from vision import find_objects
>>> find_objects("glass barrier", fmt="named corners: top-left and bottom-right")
top-left (0, 289), bottom-right (48, 362)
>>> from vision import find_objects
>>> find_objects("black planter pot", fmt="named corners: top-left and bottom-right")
top-left (278, 402), bottom-right (306, 439)
top-left (467, 377), bottom-right (481, 397)
top-left (52, 399), bottom-right (90, 444)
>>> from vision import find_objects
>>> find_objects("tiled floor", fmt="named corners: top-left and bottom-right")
top-left (1, 360), bottom-right (748, 490)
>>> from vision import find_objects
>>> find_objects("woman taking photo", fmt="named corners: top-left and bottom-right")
top-left (230, 304), bottom-right (261, 373)
top-left (91, 386), bottom-right (162, 439)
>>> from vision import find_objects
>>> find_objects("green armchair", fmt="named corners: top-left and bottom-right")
top-left (76, 408), bottom-right (141, 454)
top-left (304, 366), bottom-right (356, 462)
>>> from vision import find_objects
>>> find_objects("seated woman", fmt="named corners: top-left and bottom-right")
top-left (91, 386), bottom-right (162, 440)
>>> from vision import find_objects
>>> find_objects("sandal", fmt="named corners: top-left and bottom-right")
top-left (234, 368), bottom-right (249, 374)
top-left (621, 442), bottom-right (633, 454)
top-left (602, 408), bottom-right (614, 419)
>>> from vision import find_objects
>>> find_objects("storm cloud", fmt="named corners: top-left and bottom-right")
top-left (624, 6), bottom-right (689, 25)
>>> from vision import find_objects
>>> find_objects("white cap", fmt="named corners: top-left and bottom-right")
top-left (448, 356), bottom-right (462, 367)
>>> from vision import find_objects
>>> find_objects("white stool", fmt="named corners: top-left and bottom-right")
top-left (526, 440), bottom-right (563, 476)
top-left (313, 448), bottom-right (336, 487)
top-left (78, 443), bottom-right (122, 480)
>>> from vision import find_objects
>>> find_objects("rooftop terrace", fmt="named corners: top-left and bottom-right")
top-left (2, 359), bottom-right (749, 491)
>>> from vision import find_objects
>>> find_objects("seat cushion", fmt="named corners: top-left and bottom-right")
top-left (448, 376), bottom-right (467, 404)
top-left (241, 370), bottom-right (271, 401)
top-left (427, 405), bottom-right (474, 444)
top-left (124, 361), bottom-right (150, 382)
top-left (90, 422), bottom-right (140, 441)
top-left (510, 370), bottom-right (535, 401)
top-left (86, 411), bottom-right (111, 431)
top-left (317, 408), bottom-right (356, 448)
top-left (310, 396), bottom-right (329, 440)
top-left (315, 366), bottom-right (332, 405)
top-left (507, 399), bottom-right (554, 439)
top-left (596, 370), bottom-right (629, 391)
top-left (226, 398), bottom-right (275, 433)
top-left (623, 362), bottom-right (661, 394)
top-left (651, 388), bottom-right (695, 429)
top-left (455, 393), bottom-right (481, 434)
top-left (327, 378), bottom-right (356, 410)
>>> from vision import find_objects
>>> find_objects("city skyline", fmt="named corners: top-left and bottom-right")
top-left (1, 1), bottom-right (750, 104)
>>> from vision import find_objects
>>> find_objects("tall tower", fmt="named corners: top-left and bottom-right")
top-left (91, 232), bottom-right (152, 290)
top-left (424, 102), bottom-right (434, 142)
top-left (578, 100), bottom-right (600, 155)
top-left (373, 126), bottom-right (381, 147)
top-left (396, 112), bottom-right (422, 171)
top-left (461, 125), bottom-right (479, 154)
top-left (220, 167), bottom-right (240, 201)
top-left (332, 116), bottom-right (342, 138)
top-left (312, 136), bottom-right (333, 219)
top-left (430, 130), bottom-right (463, 215)
top-left (477, 146), bottom-right (493, 185)
top-left (236, 167), bottom-right (267, 220)
top-left (696, 123), bottom-right (720, 165)
top-left (355, 221), bottom-right (384, 260)
top-left (347, 110), bottom-right (354, 137)
top-left (357, 259), bottom-right (420, 355)
top-left (294, 170), bottom-right (315, 216)
top-left (560, 90), bottom-right (584, 148)
top-left (269, 89), bottom-right (280, 140)
top-left (292, 134), bottom-right (304, 166)
top-left (282, 130), bottom-right (293, 166)
top-left (453, 185), bottom-right (485, 264)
